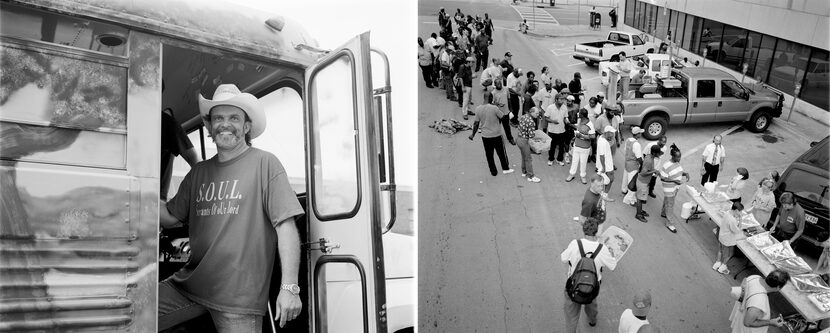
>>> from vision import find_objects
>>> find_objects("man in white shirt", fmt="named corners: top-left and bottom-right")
top-left (618, 290), bottom-right (651, 333)
top-left (561, 218), bottom-right (617, 333)
top-left (546, 93), bottom-right (568, 166)
top-left (533, 81), bottom-right (555, 113)
top-left (643, 135), bottom-right (668, 198)
top-left (480, 58), bottom-right (502, 90)
top-left (700, 134), bottom-right (726, 185)
top-left (622, 127), bottom-right (644, 195)
top-left (506, 68), bottom-right (523, 124)
top-left (597, 126), bottom-right (617, 196)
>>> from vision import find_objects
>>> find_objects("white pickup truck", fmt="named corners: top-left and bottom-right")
top-left (573, 31), bottom-right (658, 66)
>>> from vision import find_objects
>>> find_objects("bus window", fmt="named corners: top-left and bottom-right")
top-left (309, 54), bottom-right (360, 219)
top-left (258, 87), bottom-right (307, 194)
top-left (0, 2), bottom-right (129, 57)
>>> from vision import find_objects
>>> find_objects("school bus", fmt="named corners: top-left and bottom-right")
top-left (0, 0), bottom-right (413, 332)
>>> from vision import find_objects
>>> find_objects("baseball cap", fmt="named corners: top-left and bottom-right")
top-left (604, 125), bottom-right (617, 133)
top-left (466, 56), bottom-right (475, 62)
top-left (566, 95), bottom-right (575, 101)
top-left (597, 91), bottom-right (605, 97)
top-left (631, 290), bottom-right (652, 317)
top-left (631, 126), bottom-right (645, 135)
top-left (504, 51), bottom-right (512, 57)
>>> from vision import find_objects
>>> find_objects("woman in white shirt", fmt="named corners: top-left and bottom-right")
top-left (726, 167), bottom-right (749, 204)
top-left (746, 179), bottom-right (776, 226)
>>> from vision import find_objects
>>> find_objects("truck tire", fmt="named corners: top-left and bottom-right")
top-left (642, 115), bottom-right (667, 140)
top-left (610, 54), bottom-right (620, 62)
top-left (747, 110), bottom-right (772, 133)
top-left (646, 48), bottom-right (654, 54)
top-left (584, 60), bottom-right (596, 66)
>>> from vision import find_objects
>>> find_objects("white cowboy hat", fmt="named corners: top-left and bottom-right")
top-left (198, 84), bottom-right (265, 139)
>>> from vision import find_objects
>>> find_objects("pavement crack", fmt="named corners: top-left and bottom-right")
top-left (490, 211), bottom-right (509, 331)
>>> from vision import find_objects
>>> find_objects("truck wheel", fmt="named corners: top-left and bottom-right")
top-left (642, 115), bottom-right (667, 140)
top-left (646, 48), bottom-right (654, 54)
top-left (747, 110), bottom-right (772, 133)
top-left (584, 60), bottom-right (596, 66)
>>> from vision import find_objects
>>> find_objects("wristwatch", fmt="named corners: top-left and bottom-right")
top-left (280, 284), bottom-right (301, 296)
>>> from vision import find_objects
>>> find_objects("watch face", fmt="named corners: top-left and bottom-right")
top-left (290, 285), bottom-right (301, 294)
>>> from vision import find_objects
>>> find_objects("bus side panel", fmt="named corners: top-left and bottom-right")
top-left (126, 31), bottom-right (162, 332)
top-left (0, 29), bottom-right (160, 331)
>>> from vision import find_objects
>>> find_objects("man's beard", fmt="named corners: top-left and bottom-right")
top-left (212, 126), bottom-right (242, 148)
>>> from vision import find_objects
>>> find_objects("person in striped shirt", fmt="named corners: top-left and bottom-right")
top-left (659, 144), bottom-right (688, 233)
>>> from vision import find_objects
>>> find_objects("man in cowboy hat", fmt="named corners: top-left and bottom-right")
top-left (158, 84), bottom-right (304, 331)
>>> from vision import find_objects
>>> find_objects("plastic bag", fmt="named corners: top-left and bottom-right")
top-left (529, 130), bottom-right (551, 154)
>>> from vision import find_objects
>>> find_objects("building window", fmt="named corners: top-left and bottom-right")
top-left (699, 19), bottom-right (725, 59)
top-left (685, 16), bottom-right (703, 53)
top-left (655, 6), bottom-right (670, 40)
top-left (634, 1), bottom-right (646, 31)
top-left (716, 25), bottom-right (749, 71)
top-left (800, 49), bottom-right (829, 110)
top-left (672, 12), bottom-right (686, 47)
top-left (624, 0), bottom-right (635, 27)
top-left (768, 40), bottom-right (811, 95)
top-left (741, 32), bottom-right (764, 79)
top-left (754, 36), bottom-right (778, 83)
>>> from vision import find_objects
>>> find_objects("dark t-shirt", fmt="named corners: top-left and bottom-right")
top-left (459, 64), bottom-right (473, 87)
top-left (167, 148), bottom-right (304, 315)
top-left (160, 111), bottom-right (194, 200)
top-left (581, 189), bottom-right (605, 224)
top-left (568, 79), bottom-right (582, 95)
top-left (500, 60), bottom-right (514, 80)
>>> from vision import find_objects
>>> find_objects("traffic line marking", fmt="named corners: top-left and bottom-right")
top-left (684, 124), bottom-right (743, 156)
top-left (549, 49), bottom-right (573, 57)
top-left (567, 62), bottom-right (584, 67)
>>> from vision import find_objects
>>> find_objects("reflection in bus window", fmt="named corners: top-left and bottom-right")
top-left (0, 3), bottom-right (129, 57)
top-left (0, 46), bottom-right (127, 131)
top-left (310, 55), bottom-right (359, 218)
top-left (258, 87), bottom-right (306, 194)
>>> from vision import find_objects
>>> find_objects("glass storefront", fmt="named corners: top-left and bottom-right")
top-left (624, 0), bottom-right (828, 110)
top-left (801, 49), bottom-right (829, 110)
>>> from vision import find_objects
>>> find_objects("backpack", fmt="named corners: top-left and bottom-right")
top-left (566, 240), bottom-right (603, 304)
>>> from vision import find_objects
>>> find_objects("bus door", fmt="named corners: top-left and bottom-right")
top-left (304, 32), bottom-right (387, 333)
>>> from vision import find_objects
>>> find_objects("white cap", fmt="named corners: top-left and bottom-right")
top-left (604, 125), bottom-right (617, 133)
top-left (566, 95), bottom-right (575, 101)
top-left (631, 126), bottom-right (645, 135)
top-left (597, 92), bottom-right (605, 97)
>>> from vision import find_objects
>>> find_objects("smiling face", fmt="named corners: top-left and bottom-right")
top-left (208, 105), bottom-right (250, 151)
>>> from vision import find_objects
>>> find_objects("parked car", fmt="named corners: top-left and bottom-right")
top-left (777, 136), bottom-right (829, 251)
top-left (617, 67), bottom-right (784, 140)
top-left (769, 58), bottom-right (829, 89)
top-left (573, 31), bottom-right (658, 66)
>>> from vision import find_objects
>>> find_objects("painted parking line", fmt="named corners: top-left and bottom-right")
top-left (567, 62), bottom-right (585, 66)
top-left (549, 49), bottom-right (574, 56)
top-left (684, 124), bottom-right (743, 156)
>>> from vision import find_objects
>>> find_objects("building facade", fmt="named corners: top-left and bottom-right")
top-left (620, 0), bottom-right (829, 121)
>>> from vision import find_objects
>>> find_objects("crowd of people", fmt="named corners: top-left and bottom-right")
top-left (422, 7), bottom-right (817, 333)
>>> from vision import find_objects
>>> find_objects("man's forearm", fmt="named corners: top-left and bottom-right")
top-left (276, 217), bottom-right (301, 285)
top-left (159, 200), bottom-right (183, 229)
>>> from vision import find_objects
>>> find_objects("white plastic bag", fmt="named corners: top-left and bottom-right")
top-left (529, 130), bottom-right (551, 154)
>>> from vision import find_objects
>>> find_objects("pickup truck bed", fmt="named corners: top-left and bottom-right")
top-left (579, 40), bottom-right (627, 48)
